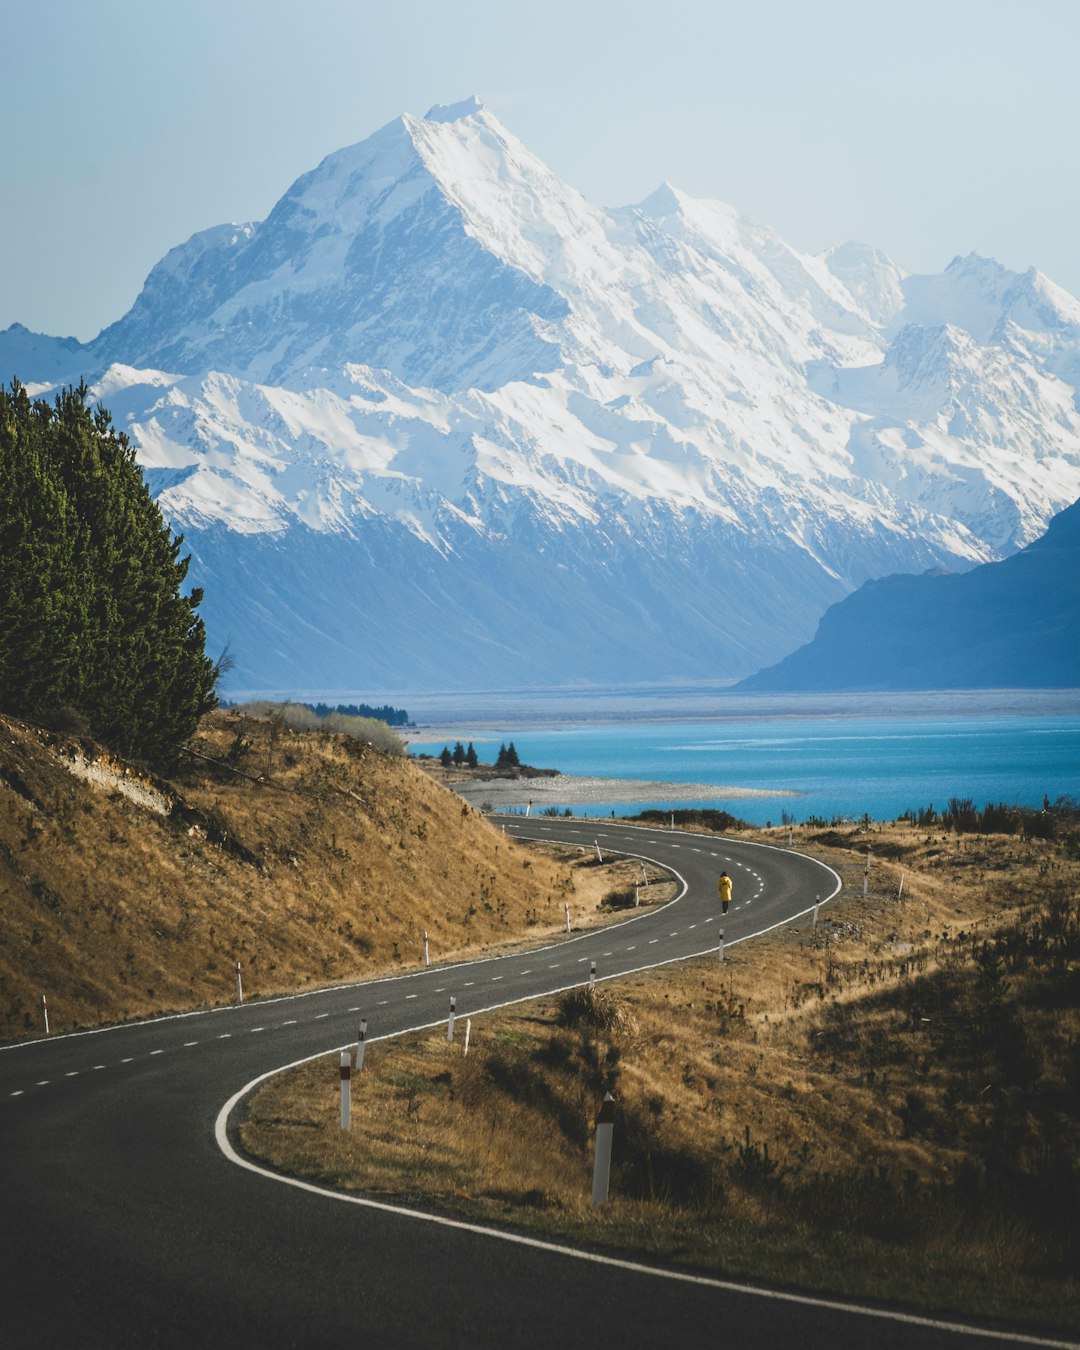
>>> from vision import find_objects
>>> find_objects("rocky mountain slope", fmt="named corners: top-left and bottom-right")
top-left (4, 97), bottom-right (1079, 691)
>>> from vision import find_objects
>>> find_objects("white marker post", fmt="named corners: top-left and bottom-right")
top-left (591, 1093), bottom-right (615, 1205)
top-left (356, 1019), bottom-right (368, 1071)
top-left (564, 902), bottom-right (572, 934)
top-left (718, 930), bottom-right (725, 962)
top-left (898, 871), bottom-right (906, 900)
top-left (339, 1051), bottom-right (351, 1130)
top-left (423, 930), bottom-right (430, 967)
top-left (41, 994), bottom-right (49, 1036)
top-left (594, 841), bottom-right (603, 862)
top-left (635, 885), bottom-right (640, 907)
top-left (670, 813), bottom-right (675, 830)
top-left (863, 849), bottom-right (870, 898)
top-left (813, 901), bottom-right (820, 927)
top-left (447, 996), bottom-right (457, 1042)
top-left (235, 961), bottom-right (244, 1005)
top-left (640, 864), bottom-right (649, 887)
top-left (590, 960), bottom-right (597, 988)
top-left (463, 1018), bottom-right (472, 1057)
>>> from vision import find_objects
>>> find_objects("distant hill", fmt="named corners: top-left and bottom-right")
top-left (736, 497), bottom-right (1080, 691)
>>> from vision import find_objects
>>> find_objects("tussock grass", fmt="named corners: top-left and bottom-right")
top-left (0, 710), bottom-right (641, 1038)
top-left (243, 819), bottom-right (1080, 1335)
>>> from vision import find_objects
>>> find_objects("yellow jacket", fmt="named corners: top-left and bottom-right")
top-left (718, 874), bottom-right (732, 902)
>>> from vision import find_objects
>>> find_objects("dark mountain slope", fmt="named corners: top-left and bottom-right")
top-left (737, 497), bottom-right (1080, 691)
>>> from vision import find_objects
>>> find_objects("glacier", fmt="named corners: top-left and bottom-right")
top-left (3, 97), bottom-right (1079, 692)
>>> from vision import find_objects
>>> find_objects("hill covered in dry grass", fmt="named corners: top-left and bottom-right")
top-left (244, 816), bottom-right (1080, 1334)
top-left (0, 708), bottom-right (595, 1040)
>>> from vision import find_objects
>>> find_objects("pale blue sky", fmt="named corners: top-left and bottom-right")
top-left (3, 0), bottom-right (1077, 341)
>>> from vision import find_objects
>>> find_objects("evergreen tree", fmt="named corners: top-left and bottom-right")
top-left (505, 741), bottom-right (520, 767)
top-left (439, 745), bottom-right (452, 767)
top-left (452, 741), bottom-right (466, 766)
top-left (466, 741), bottom-right (478, 768)
top-left (0, 381), bottom-right (218, 767)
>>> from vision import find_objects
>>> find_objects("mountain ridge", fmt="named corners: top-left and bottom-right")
top-left (3, 97), bottom-right (1079, 691)
top-left (737, 497), bottom-right (1080, 691)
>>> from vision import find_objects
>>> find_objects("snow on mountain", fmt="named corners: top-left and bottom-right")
top-left (4, 96), bottom-right (1080, 692)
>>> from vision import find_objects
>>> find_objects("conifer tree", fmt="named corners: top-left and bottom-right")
top-left (0, 380), bottom-right (218, 767)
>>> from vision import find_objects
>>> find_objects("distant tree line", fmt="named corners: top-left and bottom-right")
top-left (308, 702), bottom-right (412, 727)
top-left (0, 380), bottom-right (218, 767)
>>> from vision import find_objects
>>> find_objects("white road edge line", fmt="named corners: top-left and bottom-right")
top-left (213, 1028), bottom-right (1067, 1349)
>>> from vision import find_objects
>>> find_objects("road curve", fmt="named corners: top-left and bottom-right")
top-left (2, 819), bottom-right (1068, 1349)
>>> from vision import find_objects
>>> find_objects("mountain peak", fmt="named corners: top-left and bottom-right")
top-left (636, 181), bottom-right (686, 218)
top-left (424, 95), bottom-right (487, 124)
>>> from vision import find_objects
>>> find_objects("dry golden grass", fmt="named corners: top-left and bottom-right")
top-left (243, 818), bottom-right (1080, 1334)
top-left (0, 710), bottom-right (654, 1039)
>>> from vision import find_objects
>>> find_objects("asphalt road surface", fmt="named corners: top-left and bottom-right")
top-left (2, 818), bottom-right (1072, 1349)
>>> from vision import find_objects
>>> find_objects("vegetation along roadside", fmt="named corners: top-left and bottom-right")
top-left (241, 810), bottom-right (1080, 1337)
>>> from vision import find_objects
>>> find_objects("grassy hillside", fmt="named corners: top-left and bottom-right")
top-left (243, 818), bottom-right (1080, 1334)
top-left (0, 708), bottom-right (654, 1040)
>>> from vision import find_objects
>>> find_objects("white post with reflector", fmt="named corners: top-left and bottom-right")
top-left (591, 1093), bottom-right (615, 1204)
top-left (356, 1019), bottom-right (367, 1071)
top-left (590, 960), bottom-right (596, 988)
top-left (594, 841), bottom-right (603, 862)
top-left (464, 1018), bottom-right (472, 1057)
top-left (447, 996), bottom-right (457, 1042)
top-left (339, 1051), bottom-right (351, 1130)
top-left (41, 994), bottom-right (49, 1035)
top-left (718, 930), bottom-right (725, 962)
top-left (423, 931), bottom-right (430, 967)
top-left (235, 962), bottom-right (243, 1004)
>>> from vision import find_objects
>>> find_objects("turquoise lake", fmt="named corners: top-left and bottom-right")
top-left (406, 690), bottom-right (1080, 826)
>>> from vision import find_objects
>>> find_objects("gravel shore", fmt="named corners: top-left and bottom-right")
top-left (448, 772), bottom-right (800, 809)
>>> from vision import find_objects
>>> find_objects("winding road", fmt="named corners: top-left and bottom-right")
top-left (2, 818), bottom-right (1071, 1348)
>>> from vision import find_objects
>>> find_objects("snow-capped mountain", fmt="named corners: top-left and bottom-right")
top-left (4, 96), bottom-right (1080, 692)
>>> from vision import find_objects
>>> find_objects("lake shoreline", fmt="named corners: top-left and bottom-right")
top-left (421, 766), bottom-right (800, 809)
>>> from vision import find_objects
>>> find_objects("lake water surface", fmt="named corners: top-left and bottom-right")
top-left (404, 689), bottom-right (1080, 825)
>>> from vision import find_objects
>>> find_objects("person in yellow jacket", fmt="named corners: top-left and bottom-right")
top-left (718, 870), bottom-right (732, 914)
